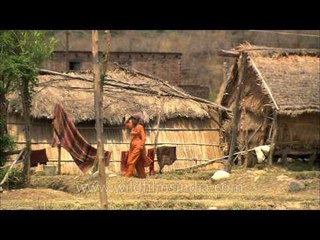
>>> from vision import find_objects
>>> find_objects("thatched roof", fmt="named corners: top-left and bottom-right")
top-left (8, 66), bottom-right (227, 125)
top-left (221, 44), bottom-right (320, 116)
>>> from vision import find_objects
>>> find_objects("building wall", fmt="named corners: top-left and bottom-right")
top-left (7, 114), bottom-right (223, 175)
top-left (178, 85), bottom-right (210, 99)
top-left (277, 113), bottom-right (320, 148)
top-left (42, 51), bottom-right (182, 86)
top-left (41, 51), bottom-right (214, 100)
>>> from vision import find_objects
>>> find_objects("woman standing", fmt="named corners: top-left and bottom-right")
top-left (124, 113), bottom-right (150, 178)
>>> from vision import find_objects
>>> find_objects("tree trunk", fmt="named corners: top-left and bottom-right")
top-left (20, 78), bottom-right (31, 185)
top-left (0, 89), bottom-right (7, 136)
top-left (0, 88), bottom-right (8, 166)
top-left (92, 30), bottom-right (107, 209)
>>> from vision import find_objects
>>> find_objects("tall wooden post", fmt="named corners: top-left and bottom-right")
top-left (92, 30), bottom-right (107, 209)
top-left (57, 144), bottom-right (61, 175)
top-left (103, 30), bottom-right (111, 74)
top-left (268, 109), bottom-right (278, 165)
top-left (65, 30), bottom-right (70, 71)
top-left (225, 54), bottom-right (245, 173)
top-left (153, 95), bottom-right (164, 173)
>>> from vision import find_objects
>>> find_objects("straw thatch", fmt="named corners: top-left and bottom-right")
top-left (221, 44), bottom-right (320, 117)
top-left (218, 44), bottom-right (320, 164)
top-left (7, 66), bottom-right (227, 125)
top-left (7, 66), bottom-right (227, 173)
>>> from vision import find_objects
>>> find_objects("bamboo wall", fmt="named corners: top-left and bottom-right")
top-left (7, 114), bottom-right (223, 175)
top-left (277, 113), bottom-right (320, 148)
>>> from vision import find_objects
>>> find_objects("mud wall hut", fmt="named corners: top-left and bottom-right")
top-left (7, 66), bottom-right (229, 174)
top-left (217, 44), bottom-right (320, 166)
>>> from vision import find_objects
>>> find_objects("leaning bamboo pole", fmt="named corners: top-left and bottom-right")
top-left (0, 148), bottom-right (25, 186)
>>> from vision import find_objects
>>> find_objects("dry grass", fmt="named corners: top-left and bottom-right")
top-left (1, 163), bottom-right (319, 210)
top-left (8, 68), bottom-right (215, 125)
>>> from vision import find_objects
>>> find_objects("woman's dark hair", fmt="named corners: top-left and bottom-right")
top-left (129, 117), bottom-right (138, 126)
top-left (130, 113), bottom-right (145, 126)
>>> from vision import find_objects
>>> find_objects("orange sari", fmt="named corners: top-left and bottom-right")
top-left (124, 124), bottom-right (148, 178)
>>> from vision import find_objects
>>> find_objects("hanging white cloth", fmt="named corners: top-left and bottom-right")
top-left (254, 145), bottom-right (271, 163)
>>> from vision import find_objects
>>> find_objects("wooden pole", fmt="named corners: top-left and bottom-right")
top-left (268, 109), bottom-right (278, 165)
top-left (223, 61), bottom-right (228, 83)
top-left (92, 30), bottom-right (107, 209)
top-left (153, 95), bottom-right (164, 173)
top-left (65, 30), bottom-right (70, 71)
top-left (243, 114), bottom-right (249, 167)
top-left (309, 152), bottom-right (317, 166)
top-left (225, 54), bottom-right (245, 173)
top-left (176, 147), bottom-right (257, 172)
top-left (57, 144), bottom-right (61, 175)
top-left (103, 30), bottom-right (111, 74)
top-left (281, 146), bottom-right (289, 165)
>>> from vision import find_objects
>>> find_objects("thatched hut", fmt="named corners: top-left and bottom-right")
top-left (7, 66), bottom-right (229, 174)
top-left (217, 44), bottom-right (320, 166)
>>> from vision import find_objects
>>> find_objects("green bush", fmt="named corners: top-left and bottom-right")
top-left (0, 167), bottom-right (24, 189)
top-left (0, 134), bottom-right (15, 166)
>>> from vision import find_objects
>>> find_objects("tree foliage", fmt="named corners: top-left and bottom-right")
top-left (0, 31), bottom-right (56, 169)
top-left (0, 30), bottom-right (56, 94)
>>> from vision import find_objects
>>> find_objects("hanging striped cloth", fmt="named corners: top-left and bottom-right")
top-left (52, 104), bottom-right (110, 173)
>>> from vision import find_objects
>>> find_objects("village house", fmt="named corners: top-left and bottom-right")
top-left (217, 44), bottom-right (320, 166)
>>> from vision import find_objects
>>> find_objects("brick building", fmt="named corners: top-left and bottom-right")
top-left (42, 50), bottom-right (210, 99)
top-left (42, 51), bottom-right (182, 86)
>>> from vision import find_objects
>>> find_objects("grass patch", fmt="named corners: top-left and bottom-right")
top-left (288, 171), bottom-right (320, 180)
top-left (150, 169), bottom-right (214, 180)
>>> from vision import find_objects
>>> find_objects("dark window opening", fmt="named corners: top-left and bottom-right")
top-left (69, 61), bottom-right (81, 71)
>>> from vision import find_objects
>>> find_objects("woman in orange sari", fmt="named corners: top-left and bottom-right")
top-left (124, 114), bottom-right (150, 178)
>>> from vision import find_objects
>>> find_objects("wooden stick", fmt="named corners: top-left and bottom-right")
top-left (57, 144), bottom-right (61, 175)
top-left (92, 30), bottom-right (107, 209)
top-left (0, 149), bottom-right (25, 186)
top-left (218, 50), bottom-right (240, 57)
top-left (3, 150), bottom-right (24, 156)
top-left (153, 95), bottom-right (164, 173)
top-left (13, 141), bottom-right (220, 147)
top-left (116, 64), bottom-right (231, 113)
top-left (8, 122), bottom-right (221, 131)
top-left (232, 122), bottom-right (263, 163)
top-left (175, 148), bottom-right (257, 171)
top-left (249, 58), bottom-right (279, 110)
top-left (268, 109), bottom-right (278, 165)
top-left (244, 111), bottom-right (249, 166)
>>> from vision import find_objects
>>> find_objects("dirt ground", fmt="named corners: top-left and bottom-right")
top-left (1, 163), bottom-right (319, 210)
